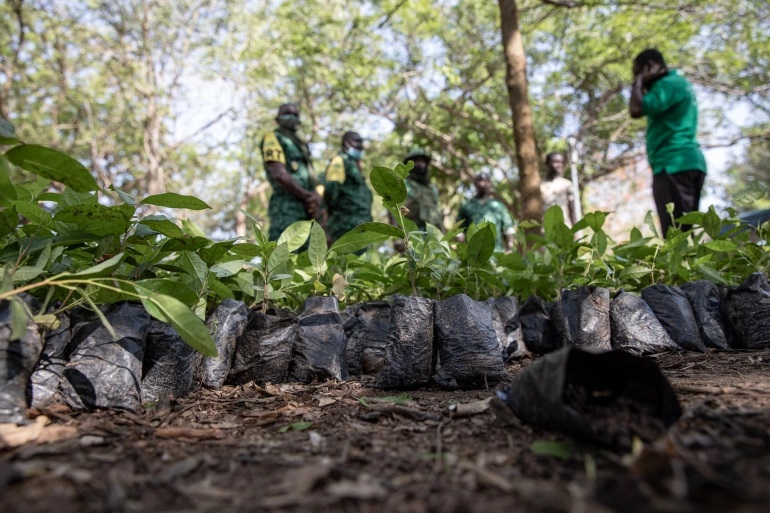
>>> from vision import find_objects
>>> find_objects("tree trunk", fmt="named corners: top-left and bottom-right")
top-left (498, 0), bottom-right (542, 227)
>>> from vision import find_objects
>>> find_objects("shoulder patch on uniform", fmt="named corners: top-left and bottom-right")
top-left (262, 132), bottom-right (286, 164)
top-left (325, 156), bottom-right (346, 184)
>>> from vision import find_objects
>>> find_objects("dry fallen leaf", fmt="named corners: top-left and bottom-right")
top-left (0, 416), bottom-right (78, 447)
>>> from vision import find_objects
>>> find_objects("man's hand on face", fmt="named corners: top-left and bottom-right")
top-left (635, 62), bottom-right (667, 86)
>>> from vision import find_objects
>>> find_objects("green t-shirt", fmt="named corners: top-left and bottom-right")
top-left (457, 197), bottom-right (514, 252)
top-left (642, 70), bottom-right (707, 175)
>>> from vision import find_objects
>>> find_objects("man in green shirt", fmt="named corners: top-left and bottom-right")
top-left (261, 103), bottom-right (323, 241)
top-left (457, 172), bottom-right (515, 253)
top-left (323, 131), bottom-right (373, 242)
top-left (403, 148), bottom-right (443, 231)
top-left (629, 49), bottom-right (707, 237)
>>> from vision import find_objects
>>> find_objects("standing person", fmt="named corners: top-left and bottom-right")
top-left (323, 131), bottom-right (373, 242)
top-left (629, 49), bottom-right (707, 237)
top-left (261, 103), bottom-right (323, 241)
top-left (402, 148), bottom-right (443, 230)
top-left (456, 172), bottom-right (515, 253)
top-left (540, 152), bottom-right (577, 227)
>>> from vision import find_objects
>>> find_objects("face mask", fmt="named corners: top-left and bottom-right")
top-left (278, 113), bottom-right (300, 130)
top-left (413, 163), bottom-right (428, 176)
top-left (346, 147), bottom-right (364, 160)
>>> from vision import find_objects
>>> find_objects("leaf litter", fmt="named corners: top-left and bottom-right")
top-left (0, 351), bottom-right (769, 513)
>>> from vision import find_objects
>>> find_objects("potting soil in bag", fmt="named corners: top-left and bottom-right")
top-left (228, 308), bottom-right (297, 385)
top-left (28, 311), bottom-right (71, 408)
top-left (723, 272), bottom-right (770, 349)
top-left (376, 296), bottom-right (435, 390)
top-left (550, 288), bottom-right (582, 347)
top-left (610, 292), bottom-right (678, 355)
top-left (432, 294), bottom-right (508, 390)
top-left (486, 296), bottom-right (519, 355)
top-left (141, 320), bottom-right (202, 403)
top-left (60, 302), bottom-right (150, 413)
top-left (497, 346), bottom-right (681, 450)
top-left (681, 280), bottom-right (731, 350)
top-left (290, 296), bottom-right (348, 383)
top-left (0, 297), bottom-right (43, 424)
top-left (578, 287), bottom-right (612, 350)
top-left (342, 304), bottom-right (364, 377)
top-left (519, 295), bottom-right (561, 355)
top-left (642, 285), bottom-right (706, 352)
top-left (357, 301), bottom-right (391, 375)
top-left (201, 299), bottom-right (248, 389)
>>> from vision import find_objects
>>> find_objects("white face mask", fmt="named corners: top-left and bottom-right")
top-left (346, 147), bottom-right (364, 160)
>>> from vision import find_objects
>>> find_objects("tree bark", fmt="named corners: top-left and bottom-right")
top-left (498, 0), bottom-right (542, 226)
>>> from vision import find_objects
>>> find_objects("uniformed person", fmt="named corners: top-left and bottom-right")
top-left (323, 131), bottom-right (373, 242)
top-left (260, 103), bottom-right (322, 241)
top-left (456, 172), bottom-right (515, 253)
top-left (402, 148), bottom-right (443, 231)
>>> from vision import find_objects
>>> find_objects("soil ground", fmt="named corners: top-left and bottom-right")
top-left (2, 349), bottom-right (769, 513)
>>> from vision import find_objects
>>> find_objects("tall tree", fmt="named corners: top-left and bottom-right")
top-left (498, 0), bottom-right (542, 224)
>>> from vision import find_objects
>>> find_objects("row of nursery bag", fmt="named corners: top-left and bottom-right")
top-left (520, 272), bottom-right (770, 357)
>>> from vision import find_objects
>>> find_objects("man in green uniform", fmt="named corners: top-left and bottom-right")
top-left (457, 172), bottom-right (515, 253)
top-left (261, 103), bottom-right (322, 241)
top-left (323, 131), bottom-right (373, 242)
top-left (403, 148), bottom-right (443, 231)
top-left (629, 49), bottom-right (707, 237)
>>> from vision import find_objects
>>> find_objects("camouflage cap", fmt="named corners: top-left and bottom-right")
top-left (403, 147), bottom-right (432, 164)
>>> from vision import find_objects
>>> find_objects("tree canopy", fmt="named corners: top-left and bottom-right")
top-left (1, 0), bottom-right (768, 235)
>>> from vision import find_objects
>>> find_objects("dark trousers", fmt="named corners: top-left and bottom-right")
top-left (652, 170), bottom-right (706, 238)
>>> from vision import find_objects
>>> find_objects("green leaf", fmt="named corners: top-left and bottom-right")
top-left (278, 421), bottom-right (313, 433)
top-left (330, 229), bottom-right (388, 254)
top-left (582, 211), bottom-right (607, 232)
top-left (54, 204), bottom-right (135, 236)
top-left (530, 440), bottom-right (571, 460)
top-left (696, 264), bottom-right (728, 285)
top-left (277, 220), bottom-right (312, 252)
top-left (702, 207), bottom-right (721, 239)
top-left (141, 192), bottom-right (211, 210)
top-left (356, 221), bottom-right (403, 238)
top-left (0, 155), bottom-right (17, 200)
top-left (702, 240), bottom-right (737, 252)
top-left (308, 222), bottom-right (327, 273)
top-left (65, 252), bottom-right (125, 278)
top-left (467, 224), bottom-right (495, 266)
top-left (35, 241), bottom-right (52, 269)
top-left (267, 242), bottom-right (291, 272)
top-left (108, 184), bottom-right (137, 206)
top-left (61, 188), bottom-right (97, 207)
top-left (176, 251), bottom-right (208, 287)
top-left (660, 232), bottom-right (689, 253)
top-left (210, 260), bottom-right (245, 277)
top-left (230, 243), bottom-right (262, 257)
top-left (543, 205), bottom-right (565, 240)
top-left (9, 298), bottom-right (29, 341)
top-left (12, 266), bottom-right (45, 283)
top-left (5, 144), bottom-right (98, 192)
top-left (160, 236), bottom-right (210, 252)
top-left (139, 218), bottom-right (185, 238)
top-left (134, 279), bottom-right (198, 307)
top-left (370, 166), bottom-right (407, 205)
top-left (199, 241), bottom-right (235, 265)
top-left (619, 265), bottom-right (651, 280)
top-left (140, 293), bottom-right (217, 356)
top-left (0, 208), bottom-right (17, 237)
top-left (12, 200), bottom-right (52, 226)
top-left (207, 275), bottom-right (235, 300)
top-left (180, 218), bottom-right (207, 237)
